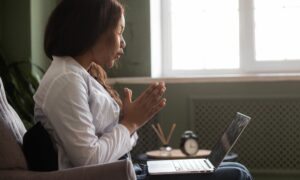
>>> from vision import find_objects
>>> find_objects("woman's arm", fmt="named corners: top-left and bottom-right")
top-left (42, 74), bottom-right (133, 166)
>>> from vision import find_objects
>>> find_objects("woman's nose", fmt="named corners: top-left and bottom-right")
top-left (121, 36), bottom-right (126, 48)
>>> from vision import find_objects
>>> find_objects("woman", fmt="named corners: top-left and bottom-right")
top-left (34, 0), bottom-right (252, 179)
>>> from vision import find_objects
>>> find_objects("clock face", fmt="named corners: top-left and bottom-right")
top-left (184, 139), bottom-right (199, 155)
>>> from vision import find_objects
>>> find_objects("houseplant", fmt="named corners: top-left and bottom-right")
top-left (0, 51), bottom-right (44, 129)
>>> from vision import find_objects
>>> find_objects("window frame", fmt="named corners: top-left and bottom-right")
top-left (151, 0), bottom-right (300, 77)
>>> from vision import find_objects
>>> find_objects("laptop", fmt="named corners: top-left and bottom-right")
top-left (147, 112), bottom-right (251, 175)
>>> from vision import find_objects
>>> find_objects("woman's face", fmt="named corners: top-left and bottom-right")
top-left (90, 14), bottom-right (126, 69)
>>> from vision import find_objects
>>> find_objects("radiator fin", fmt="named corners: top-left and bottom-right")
top-left (191, 97), bottom-right (300, 171)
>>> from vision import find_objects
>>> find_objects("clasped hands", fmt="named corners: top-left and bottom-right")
top-left (120, 82), bottom-right (166, 134)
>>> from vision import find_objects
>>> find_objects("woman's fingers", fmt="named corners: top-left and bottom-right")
top-left (145, 83), bottom-right (166, 107)
top-left (139, 82), bottom-right (159, 99)
top-left (139, 98), bottom-right (166, 127)
top-left (123, 88), bottom-right (133, 104)
top-left (121, 82), bottom-right (167, 133)
top-left (139, 82), bottom-right (166, 105)
top-left (145, 88), bottom-right (165, 108)
top-left (129, 88), bottom-right (133, 101)
top-left (156, 86), bottom-right (166, 101)
top-left (146, 98), bottom-right (167, 117)
top-left (127, 82), bottom-right (166, 123)
top-left (142, 82), bottom-right (165, 99)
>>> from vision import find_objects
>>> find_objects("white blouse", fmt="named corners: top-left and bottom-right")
top-left (33, 56), bottom-right (138, 169)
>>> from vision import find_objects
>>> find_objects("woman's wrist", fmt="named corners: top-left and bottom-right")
top-left (120, 120), bottom-right (138, 134)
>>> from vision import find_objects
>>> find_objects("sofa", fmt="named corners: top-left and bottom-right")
top-left (0, 77), bottom-right (136, 180)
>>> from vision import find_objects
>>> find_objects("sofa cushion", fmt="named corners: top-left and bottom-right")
top-left (0, 78), bottom-right (26, 143)
top-left (0, 78), bottom-right (27, 170)
top-left (0, 116), bottom-right (28, 170)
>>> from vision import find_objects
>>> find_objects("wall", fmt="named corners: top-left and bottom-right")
top-left (0, 0), bottom-right (151, 73)
top-left (0, 0), bottom-right (56, 68)
top-left (0, 0), bottom-right (3, 47)
top-left (108, 0), bottom-right (151, 77)
top-left (115, 80), bottom-right (300, 147)
top-left (29, 0), bottom-right (151, 73)
top-left (114, 80), bottom-right (300, 180)
top-left (0, 0), bottom-right (31, 63)
top-left (30, 0), bottom-right (57, 70)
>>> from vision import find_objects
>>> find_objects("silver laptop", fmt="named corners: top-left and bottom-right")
top-left (147, 112), bottom-right (251, 175)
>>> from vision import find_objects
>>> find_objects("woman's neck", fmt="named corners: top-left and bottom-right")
top-left (73, 54), bottom-right (93, 70)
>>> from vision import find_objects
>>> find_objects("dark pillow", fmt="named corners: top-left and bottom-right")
top-left (22, 122), bottom-right (58, 171)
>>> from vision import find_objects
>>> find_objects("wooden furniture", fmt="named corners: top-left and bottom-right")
top-left (136, 149), bottom-right (238, 162)
top-left (146, 149), bottom-right (211, 159)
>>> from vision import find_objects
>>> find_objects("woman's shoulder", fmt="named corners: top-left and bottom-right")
top-left (47, 56), bottom-right (91, 84)
top-left (35, 57), bottom-right (92, 99)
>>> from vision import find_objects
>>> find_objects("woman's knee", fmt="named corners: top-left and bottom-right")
top-left (216, 166), bottom-right (252, 180)
top-left (220, 162), bottom-right (249, 171)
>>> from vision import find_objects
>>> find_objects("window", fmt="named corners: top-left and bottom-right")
top-left (151, 0), bottom-right (300, 77)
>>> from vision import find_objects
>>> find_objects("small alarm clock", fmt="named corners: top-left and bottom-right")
top-left (180, 130), bottom-right (199, 156)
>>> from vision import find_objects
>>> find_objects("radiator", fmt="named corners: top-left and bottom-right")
top-left (131, 96), bottom-right (300, 173)
top-left (190, 96), bottom-right (300, 172)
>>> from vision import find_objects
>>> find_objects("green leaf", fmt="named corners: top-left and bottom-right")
top-left (0, 53), bottom-right (45, 129)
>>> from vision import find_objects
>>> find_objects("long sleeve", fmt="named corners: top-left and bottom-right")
top-left (41, 73), bottom-right (133, 167)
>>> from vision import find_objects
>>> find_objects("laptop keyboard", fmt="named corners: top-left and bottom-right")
top-left (172, 159), bottom-right (212, 172)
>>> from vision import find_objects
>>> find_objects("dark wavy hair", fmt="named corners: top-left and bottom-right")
top-left (44, 0), bottom-right (124, 107)
top-left (44, 0), bottom-right (124, 60)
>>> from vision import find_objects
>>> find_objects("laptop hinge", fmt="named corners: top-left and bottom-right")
top-left (204, 159), bottom-right (215, 170)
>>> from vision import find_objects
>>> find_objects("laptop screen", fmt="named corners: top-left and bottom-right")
top-left (208, 112), bottom-right (251, 168)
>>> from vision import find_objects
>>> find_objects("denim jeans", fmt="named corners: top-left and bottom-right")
top-left (138, 162), bottom-right (252, 180)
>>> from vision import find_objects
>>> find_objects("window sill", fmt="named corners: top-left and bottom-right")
top-left (108, 73), bottom-right (300, 85)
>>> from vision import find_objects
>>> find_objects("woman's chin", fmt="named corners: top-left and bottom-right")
top-left (107, 59), bottom-right (116, 69)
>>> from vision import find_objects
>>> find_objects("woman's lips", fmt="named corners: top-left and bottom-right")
top-left (116, 52), bottom-right (124, 59)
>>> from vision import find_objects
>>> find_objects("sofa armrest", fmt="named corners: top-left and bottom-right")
top-left (0, 159), bottom-right (136, 180)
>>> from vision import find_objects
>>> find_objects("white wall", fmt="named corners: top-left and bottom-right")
top-left (30, 0), bottom-right (57, 70)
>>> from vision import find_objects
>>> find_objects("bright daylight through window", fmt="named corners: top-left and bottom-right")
top-left (255, 0), bottom-right (300, 61)
top-left (152, 0), bottom-right (300, 77)
top-left (171, 0), bottom-right (239, 70)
